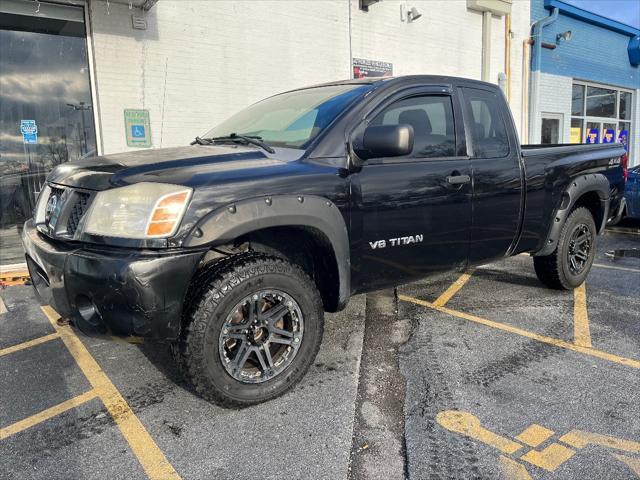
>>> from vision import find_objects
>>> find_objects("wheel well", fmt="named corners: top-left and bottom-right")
top-left (573, 191), bottom-right (604, 229)
top-left (237, 226), bottom-right (341, 312)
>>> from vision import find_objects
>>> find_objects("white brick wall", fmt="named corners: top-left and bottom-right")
top-left (88, 0), bottom-right (531, 154)
top-left (536, 72), bottom-right (573, 143)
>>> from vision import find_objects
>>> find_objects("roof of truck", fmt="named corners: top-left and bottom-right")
top-left (300, 75), bottom-right (497, 89)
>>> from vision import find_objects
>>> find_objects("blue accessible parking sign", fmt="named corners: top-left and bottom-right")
top-left (20, 120), bottom-right (38, 144)
top-left (124, 109), bottom-right (151, 148)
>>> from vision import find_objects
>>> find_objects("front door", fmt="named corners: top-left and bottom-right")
top-left (0, 0), bottom-right (97, 266)
top-left (350, 91), bottom-right (472, 293)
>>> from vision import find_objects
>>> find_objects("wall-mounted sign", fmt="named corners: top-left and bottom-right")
top-left (602, 129), bottom-right (615, 143)
top-left (352, 58), bottom-right (393, 79)
top-left (124, 109), bottom-right (152, 148)
top-left (20, 119), bottom-right (38, 144)
top-left (586, 128), bottom-right (599, 144)
top-left (618, 129), bottom-right (629, 151)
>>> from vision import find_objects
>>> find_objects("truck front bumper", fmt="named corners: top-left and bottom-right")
top-left (21, 220), bottom-right (206, 340)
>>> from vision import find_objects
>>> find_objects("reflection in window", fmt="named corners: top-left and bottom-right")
top-left (619, 92), bottom-right (632, 120)
top-left (0, 1), bottom-right (96, 265)
top-left (586, 86), bottom-right (616, 118)
top-left (571, 84), bottom-right (584, 116)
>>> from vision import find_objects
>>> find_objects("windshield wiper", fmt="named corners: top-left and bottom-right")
top-left (190, 136), bottom-right (214, 145)
top-left (207, 133), bottom-right (276, 154)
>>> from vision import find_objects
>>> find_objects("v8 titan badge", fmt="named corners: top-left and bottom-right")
top-left (124, 109), bottom-right (152, 148)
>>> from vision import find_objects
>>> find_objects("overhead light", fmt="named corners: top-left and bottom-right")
top-left (401, 4), bottom-right (423, 22)
top-left (556, 30), bottom-right (572, 44)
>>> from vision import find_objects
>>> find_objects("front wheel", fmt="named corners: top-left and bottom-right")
top-left (534, 207), bottom-right (597, 290)
top-left (173, 253), bottom-right (324, 408)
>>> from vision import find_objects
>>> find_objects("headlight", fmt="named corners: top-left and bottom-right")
top-left (83, 183), bottom-right (192, 239)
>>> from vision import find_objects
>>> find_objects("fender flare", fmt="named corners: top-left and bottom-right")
top-left (183, 195), bottom-right (350, 308)
top-left (535, 173), bottom-right (610, 257)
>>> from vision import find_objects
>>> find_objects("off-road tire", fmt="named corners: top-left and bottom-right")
top-left (172, 252), bottom-right (324, 408)
top-left (533, 207), bottom-right (597, 290)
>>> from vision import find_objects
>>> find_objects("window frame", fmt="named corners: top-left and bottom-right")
top-left (459, 86), bottom-right (513, 159)
top-left (570, 80), bottom-right (634, 157)
top-left (350, 86), bottom-right (468, 165)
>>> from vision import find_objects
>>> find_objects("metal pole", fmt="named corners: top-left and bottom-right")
top-left (79, 102), bottom-right (87, 154)
top-left (482, 10), bottom-right (492, 82)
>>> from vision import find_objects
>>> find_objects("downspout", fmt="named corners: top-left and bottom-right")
top-left (505, 14), bottom-right (512, 103)
top-left (522, 39), bottom-right (532, 143)
top-left (529, 7), bottom-right (559, 144)
top-left (481, 10), bottom-right (492, 81)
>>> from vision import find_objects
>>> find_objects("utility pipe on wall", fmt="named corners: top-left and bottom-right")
top-left (522, 39), bottom-right (532, 144)
top-left (529, 7), bottom-right (559, 144)
top-left (481, 10), bottom-right (492, 81)
top-left (504, 14), bottom-right (511, 103)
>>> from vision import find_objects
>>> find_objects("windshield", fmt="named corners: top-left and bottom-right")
top-left (203, 84), bottom-right (372, 149)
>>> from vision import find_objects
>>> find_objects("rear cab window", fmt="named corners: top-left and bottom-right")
top-left (461, 87), bottom-right (510, 158)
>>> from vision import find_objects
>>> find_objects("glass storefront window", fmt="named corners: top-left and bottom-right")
top-left (571, 84), bottom-right (585, 116)
top-left (586, 122), bottom-right (600, 143)
top-left (585, 86), bottom-right (616, 118)
top-left (0, 0), bottom-right (97, 265)
top-left (570, 118), bottom-right (583, 144)
top-left (619, 92), bottom-right (632, 120)
top-left (602, 123), bottom-right (616, 144)
top-left (571, 82), bottom-right (633, 155)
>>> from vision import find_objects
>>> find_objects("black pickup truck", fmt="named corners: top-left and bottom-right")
top-left (22, 76), bottom-right (627, 407)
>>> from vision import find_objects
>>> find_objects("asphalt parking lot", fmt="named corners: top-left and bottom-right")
top-left (1, 226), bottom-right (638, 480)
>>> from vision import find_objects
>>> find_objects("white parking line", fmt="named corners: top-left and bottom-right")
top-left (0, 295), bottom-right (7, 315)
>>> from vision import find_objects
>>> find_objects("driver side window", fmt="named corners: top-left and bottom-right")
top-left (371, 95), bottom-right (456, 158)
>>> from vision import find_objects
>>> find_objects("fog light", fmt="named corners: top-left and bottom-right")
top-left (75, 295), bottom-right (99, 324)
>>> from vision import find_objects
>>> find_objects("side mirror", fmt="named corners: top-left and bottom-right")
top-left (360, 124), bottom-right (414, 160)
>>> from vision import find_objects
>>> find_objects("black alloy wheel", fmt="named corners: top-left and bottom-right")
top-left (219, 290), bottom-right (304, 383)
top-left (567, 223), bottom-right (593, 275)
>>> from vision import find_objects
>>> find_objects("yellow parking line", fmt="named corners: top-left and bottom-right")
top-left (573, 284), bottom-right (592, 348)
top-left (499, 455), bottom-right (533, 480)
top-left (0, 332), bottom-right (60, 358)
top-left (398, 295), bottom-right (640, 369)
top-left (593, 263), bottom-right (640, 274)
top-left (432, 271), bottom-right (474, 307)
top-left (0, 389), bottom-right (97, 440)
top-left (41, 306), bottom-right (181, 480)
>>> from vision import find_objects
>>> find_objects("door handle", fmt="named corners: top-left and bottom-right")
top-left (446, 174), bottom-right (471, 185)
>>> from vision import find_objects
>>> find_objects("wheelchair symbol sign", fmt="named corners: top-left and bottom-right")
top-left (124, 109), bottom-right (151, 147)
top-left (131, 125), bottom-right (145, 138)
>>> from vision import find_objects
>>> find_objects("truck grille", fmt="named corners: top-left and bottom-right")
top-left (39, 185), bottom-right (93, 238)
top-left (66, 192), bottom-right (90, 235)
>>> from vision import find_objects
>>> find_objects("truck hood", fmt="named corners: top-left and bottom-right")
top-left (47, 145), bottom-right (301, 190)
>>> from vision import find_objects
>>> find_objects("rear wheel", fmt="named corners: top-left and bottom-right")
top-left (534, 207), bottom-right (597, 290)
top-left (173, 252), bottom-right (324, 408)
